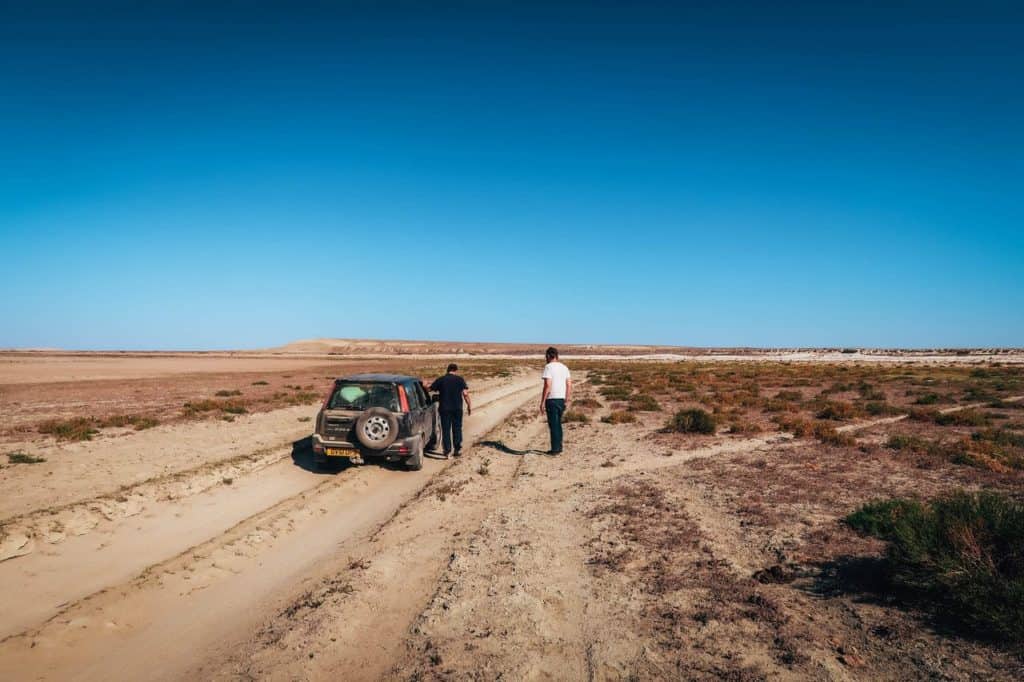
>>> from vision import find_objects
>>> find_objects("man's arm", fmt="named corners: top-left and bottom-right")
top-left (462, 388), bottom-right (471, 415)
top-left (539, 378), bottom-right (551, 415)
top-left (565, 377), bottom-right (572, 405)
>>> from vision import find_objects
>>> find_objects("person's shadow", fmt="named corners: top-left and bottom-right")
top-left (478, 440), bottom-right (551, 456)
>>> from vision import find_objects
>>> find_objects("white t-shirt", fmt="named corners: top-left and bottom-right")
top-left (542, 361), bottom-right (571, 400)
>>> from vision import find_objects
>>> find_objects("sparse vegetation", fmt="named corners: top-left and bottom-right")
top-left (215, 389), bottom-right (242, 397)
top-left (36, 413), bottom-right (160, 440)
top-left (601, 411), bottom-right (637, 425)
top-left (563, 411), bottom-right (590, 423)
top-left (627, 393), bottom-right (661, 412)
top-left (815, 400), bottom-right (859, 421)
top-left (38, 417), bottom-right (100, 441)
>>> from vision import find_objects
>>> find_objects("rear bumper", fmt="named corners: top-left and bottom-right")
top-left (312, 433), bottom-right (417, 460)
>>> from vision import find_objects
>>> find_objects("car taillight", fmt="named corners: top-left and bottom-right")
top-left (397, 385), bottom-right (410, 412)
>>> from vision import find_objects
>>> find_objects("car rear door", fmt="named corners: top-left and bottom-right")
top-left (416, 381), bottom-right (437, 435)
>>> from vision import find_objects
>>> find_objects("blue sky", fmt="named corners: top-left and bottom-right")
top-left (1, 1), bottom-right (1021, 349)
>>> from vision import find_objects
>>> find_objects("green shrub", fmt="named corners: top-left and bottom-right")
top-left (573, 397), bottom-right (603, 409)
top-left (7, 451), bottom-right (46, 464)
top-left (599, 385), bottom-right (632, 401)
top-left (846, 491), bottom-right (1024, 645)
top-left (844, 497), bottom-right (922, 539)
top-left (601, 411), bottom-right (636, 425)
top-left (865, 401), bottom-right (900, 416)
top-left (887, 434), bottom-right (932, 453)
top-left (915, 393), bottom-right (940, 405)
top-left (665, 409), bottom-right (716, 434)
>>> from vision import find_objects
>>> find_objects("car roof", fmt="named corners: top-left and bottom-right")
top-left (339, 373), bottom-right (420, 383)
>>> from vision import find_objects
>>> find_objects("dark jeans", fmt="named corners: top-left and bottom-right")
top-left (439, 409), bottom-right (463, 453)
top-left (545, 398), bottom-right (565, 452)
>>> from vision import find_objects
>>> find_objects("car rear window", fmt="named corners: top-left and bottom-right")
top-left (328, 382), bottom-right (399, 411)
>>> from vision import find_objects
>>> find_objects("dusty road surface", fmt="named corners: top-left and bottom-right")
top-left (0, 357), bottom-right (539, 679)
top-left (3, 353), bottom-right (1024, 680)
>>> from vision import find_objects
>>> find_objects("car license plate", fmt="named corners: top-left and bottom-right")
top-left (325, 448), bottom-right (350, 457)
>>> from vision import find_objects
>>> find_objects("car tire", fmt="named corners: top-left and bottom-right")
top-left (355, 407), bottom-right (400, 450)
top-left (405, 436), bottom-right (424, 471)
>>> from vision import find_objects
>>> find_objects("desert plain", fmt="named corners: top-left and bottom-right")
top-left (1, 340), bottom-right (1023, 680)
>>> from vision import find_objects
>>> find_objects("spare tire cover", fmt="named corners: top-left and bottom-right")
top-left (355, 407), bottom-right (400, 450)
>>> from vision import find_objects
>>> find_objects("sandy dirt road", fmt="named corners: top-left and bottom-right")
top-left (0, 373), bottom-right (539, 680)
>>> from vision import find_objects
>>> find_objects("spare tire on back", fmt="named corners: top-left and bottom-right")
top-left (355, 407), bottom-right (400, 450)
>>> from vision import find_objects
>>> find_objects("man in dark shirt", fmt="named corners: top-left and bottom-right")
top-left (429, 363), bottom-right (471, 458)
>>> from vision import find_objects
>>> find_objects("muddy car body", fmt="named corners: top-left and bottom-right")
top-left (312, 373), bottom-right (439, 470)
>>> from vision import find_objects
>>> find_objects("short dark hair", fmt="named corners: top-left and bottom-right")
top-left (545, 346), bottom-right (559, 361)
top-left (447, 363), bottom-right (458, 373)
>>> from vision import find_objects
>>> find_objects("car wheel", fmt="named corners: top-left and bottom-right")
top-left (355, 408), bottom-right (400, 450)
top-left (405, 436), bottom-right (424, 471)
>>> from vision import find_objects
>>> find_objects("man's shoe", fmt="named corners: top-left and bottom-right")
top-left (547, 449), bottom-right (562, 455)
top-left (454, 449), bottom-right (462, 457)
top-left (442, 450), bottom-right (451, 460)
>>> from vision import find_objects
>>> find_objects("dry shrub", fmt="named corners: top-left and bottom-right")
top-left (812, 422), bottom-right (855, 446)
top-left (601, 411), bottom-right (637, 425)
top-left (38, 417), bottom-right (100, 441)
top-left (815, 400), bottom-right (860, 421)
top-left (773, 415), bottom-right (813, 437)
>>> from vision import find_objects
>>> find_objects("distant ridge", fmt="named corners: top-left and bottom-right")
top-left (267, 338), bottom-right (1022, 358)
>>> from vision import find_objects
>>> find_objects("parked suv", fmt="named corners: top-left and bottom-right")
top-left (311, 374), bottom-right (439, 471)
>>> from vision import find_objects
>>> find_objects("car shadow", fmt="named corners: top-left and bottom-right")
top-left (290, 435), bottom-right (352, 474)
top-left (478, 440), bottom-right (550, 456)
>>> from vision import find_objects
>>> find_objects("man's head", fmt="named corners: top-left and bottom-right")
top-left (545, 347), bottom-right (559, 362)
top-left (447, 363), bottom-right (458, 373)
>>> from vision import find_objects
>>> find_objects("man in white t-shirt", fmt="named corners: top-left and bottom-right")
top-left (540, 346), bottom-right (572, 454)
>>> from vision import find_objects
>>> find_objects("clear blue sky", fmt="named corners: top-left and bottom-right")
top-left (1, 1), bottom-right (1021, 350)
